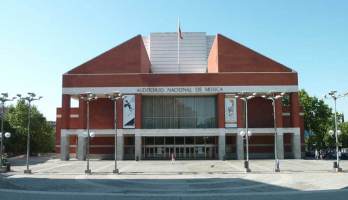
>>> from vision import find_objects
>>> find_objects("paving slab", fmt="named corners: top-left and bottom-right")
top-left (1, 156), bottom-right (348, 199)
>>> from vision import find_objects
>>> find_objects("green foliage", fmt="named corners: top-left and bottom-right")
top-left (299, 89), bottom-right (332, 150)
top-left (339, 122), bottom-right (348, 147)
top-left (300, 89), bottom-right (346, 150)
top-left (281, 94), bottom-right (290, 106)
top-left (3, 100), bottom-right (54, 155)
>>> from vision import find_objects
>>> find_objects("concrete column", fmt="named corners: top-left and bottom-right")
top-left (77, 134), bottom-right (87, 160)
top-left (236, 133), bottom-right (244, 160)
top-left (60, 133), bottom-right (70, 160)
top-left (276, 132), bottom-right (284, 159)
top-left (218, 130), bottom-right (226, 160)
top-left (135, 134), bottom-right (141, 160)
top-left (116, 134), bottom-right (124, 160)
top-left (291, 92), bottom-right (302, 157)
top-left (292, 130), bottom-right (301, 159)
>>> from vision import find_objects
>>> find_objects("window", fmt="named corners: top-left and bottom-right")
top-left (142, 96), bottom-right (217, 129)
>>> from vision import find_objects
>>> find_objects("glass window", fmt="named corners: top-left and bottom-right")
top-left (142, 96), bottom-right (217, 129)
top-left (175, 137), bottom-right (184, 145)
top-left (196, 137), bottom-right (204, 144)
top-left (145, 137), bottom-right (154, 145)
top-left (155, 137), bottom-right (164, 145)
top-left (124, 136), bottom-right (134, 145)
top-left (185, 137), bottom-right (194, 144)
top-left (206, 136), bottom-right (216, 144)
top-left (165, 137), bottom-right (174, 145)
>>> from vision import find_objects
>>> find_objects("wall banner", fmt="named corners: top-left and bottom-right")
top-left (123, 95), bottom-right (135, 128)
top-left (225, 97), bottom-right (237, 128)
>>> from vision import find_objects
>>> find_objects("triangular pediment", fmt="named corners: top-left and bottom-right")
top-left (67, 35), bottom-right (150, 74)
top-left (208, 34), bottom-right (292, 73)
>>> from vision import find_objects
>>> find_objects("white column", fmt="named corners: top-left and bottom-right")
top-left (276, 131), bottom-right (284, 159)
top-left (77, 134), bottom-right (87, 160)
top-left (292, 129), bottom-right (301, 159)
top-left (135, 134), bottom-right (141, 160)
top-left (116, 134), bottom-right (124, 160)
top-left (60, 133), bottom-right (70, 160)
top-left (236, 133), bottom-right (244, 160)
top-left (218, 129), bottom-right (226, 160)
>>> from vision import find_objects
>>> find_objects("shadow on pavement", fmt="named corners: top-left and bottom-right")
top-left (0, 176), bottom-right (297, 194)
top-left (7, 155), bottom-right (55, 166)
top-left (1, 176), bottom-right (348, 200)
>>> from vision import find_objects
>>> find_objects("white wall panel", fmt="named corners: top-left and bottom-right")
top-left (142, 36), bottom-right (150, 59)
top-left (149, 32), bottom-right (214, 73)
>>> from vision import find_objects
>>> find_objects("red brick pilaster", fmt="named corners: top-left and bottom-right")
top-left (275, 98), bottom-right (283, 128)
top-left (135, 94), bottom-right (142, 128)
top-left (116, 98), bottom-right (123, 128)
top-left (237, 99), bottom-right (244, 128)
top-left (217, 93), bottom-right (225, 128)
top-left (79, 98), bottom-right (87, 129)
top-left (61, 94), bottom-right (70, 129)
top-left (291, 92), bottom-right (300, 127)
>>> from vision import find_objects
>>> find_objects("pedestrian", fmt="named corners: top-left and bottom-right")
top-left (171, 153), bottom-right (175, 164)
top-left (315, 149), bottom-right (319, 160)
top-left (319, 149), bottom-right (323, 160)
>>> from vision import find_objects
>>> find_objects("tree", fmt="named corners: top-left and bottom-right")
top-left (4, 100), bottom-right (54, 155)
top-left (339, 122), bottom-right (348, 148)
top-left (299, 89), bottom-right (347, 151)
top-left (299, 90), bottom-right (333, 150)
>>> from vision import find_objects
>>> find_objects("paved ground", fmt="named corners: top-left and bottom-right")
top-left (1, 156), bottom-right (348, 199)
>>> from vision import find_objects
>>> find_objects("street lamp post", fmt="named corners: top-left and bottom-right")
top-left (80, 92), bottom-right (97, 174)
top-left (325, 91), bottom-right (348, 172)
top-left (0, 93), bottom-right (16, 168)
top-left (235, 93), bottom-right (256, 173)
top-left (261, 92), bottom-right (285, 172)
top-left (106, 92), bottom-right (123, 174)
top-left (17, 93), bottom-right (42, 174)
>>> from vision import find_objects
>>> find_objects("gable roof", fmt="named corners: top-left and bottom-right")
top-left (66, 35), bottom-right (150, 74)
top-left (208, 34), bottom-right (293, 73)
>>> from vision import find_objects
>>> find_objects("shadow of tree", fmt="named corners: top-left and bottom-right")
top-left (7, 155), bottom-right (54, 166)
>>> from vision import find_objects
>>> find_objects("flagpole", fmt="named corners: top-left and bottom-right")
top-left (177, 17), bottom-right (180, 73)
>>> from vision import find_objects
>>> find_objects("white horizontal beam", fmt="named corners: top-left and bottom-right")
top-left (63, 85), bottom-right (298, 95)
top-left (61, 127), bottom-right (300, 137)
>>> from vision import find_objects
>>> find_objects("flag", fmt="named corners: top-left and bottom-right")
top-left (177, 19), bottom-right (183, 39)
top-left (177, 17), bottom-right (182, 70)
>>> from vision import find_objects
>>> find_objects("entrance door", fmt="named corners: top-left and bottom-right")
top-left (185, 147), bottom-right (194, 159)
top-left (195, 146), bottom-right (205, 159)
top-left (175, 147), bottom-right (184, 160)
top-left (165, 147), bottom-right (174, 159)
top-left (206, 147), bottom-right (212, 159)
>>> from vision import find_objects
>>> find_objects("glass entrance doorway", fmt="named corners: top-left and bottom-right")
top-left (142, 136), bottom-right (218, 160)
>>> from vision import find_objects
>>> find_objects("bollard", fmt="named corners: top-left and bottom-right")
top-left (6, 162), bottom-right (10, 172)
top-left (244, 161), bottom-right (249, 169)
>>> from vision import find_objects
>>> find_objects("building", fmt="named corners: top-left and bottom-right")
top-left (48, 121), bottom-right (56, 130)
top-left (56, 32), bottom-right (304, 161)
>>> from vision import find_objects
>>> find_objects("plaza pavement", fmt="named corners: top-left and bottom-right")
top-left (1, 156), bottom-right (348, 199)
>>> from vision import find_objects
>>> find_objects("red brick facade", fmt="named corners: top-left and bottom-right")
top-left (56, 33), bottom-right (304, 158)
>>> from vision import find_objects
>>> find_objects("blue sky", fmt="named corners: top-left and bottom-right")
top-left (0, 0), bottom-right (347, 121)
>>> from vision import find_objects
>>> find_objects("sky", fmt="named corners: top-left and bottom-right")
top-left (0, 0), bottom-right (348, 121)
